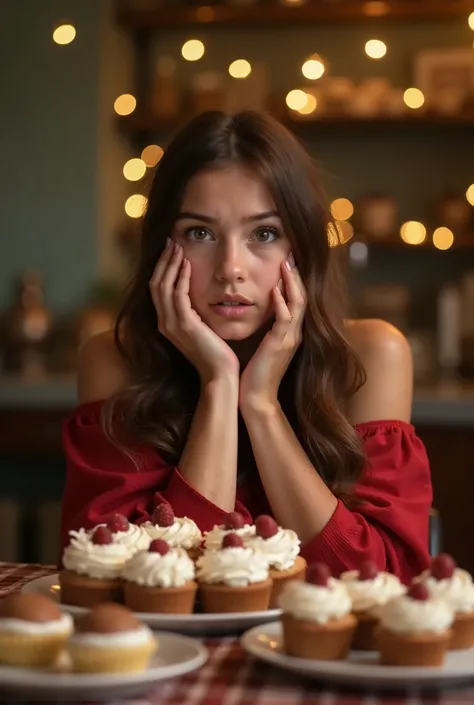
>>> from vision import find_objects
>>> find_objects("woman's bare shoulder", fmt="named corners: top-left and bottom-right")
top-left (77, 330), bottom-right (131, 404)
top-left (344, 318), bottom-right (413, 425)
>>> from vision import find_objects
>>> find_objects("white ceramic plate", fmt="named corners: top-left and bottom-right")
top-left (241, 621), bottom-right (474, 690)
top-left (22, 574), bottom-right (282, 636)
top-left (0, 631), bottom-right (207, 702)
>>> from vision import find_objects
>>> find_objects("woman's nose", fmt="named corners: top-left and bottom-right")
top-left (214, 242), bottom-right (248, 283)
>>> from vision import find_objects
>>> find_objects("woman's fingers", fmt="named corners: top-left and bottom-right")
top-left (157, 243), bottom-right (184, 328)
top-left (174, 258), bottom-right (194, 322)
top-left (270, 286), bottom-right (293, 343)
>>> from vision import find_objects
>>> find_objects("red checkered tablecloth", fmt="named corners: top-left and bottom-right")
top-left (1, 562), bottom-right (474, 705)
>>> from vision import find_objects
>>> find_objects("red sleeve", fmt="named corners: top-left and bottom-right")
top-left (60, 401), bottom-right (251, 553)
top-left (300, 421), bottom-right (432, 584)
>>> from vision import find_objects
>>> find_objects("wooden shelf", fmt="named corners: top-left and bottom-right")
top-left (116, 1), bottom-right (474, 29)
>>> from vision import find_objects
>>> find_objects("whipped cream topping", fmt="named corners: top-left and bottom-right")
top-left (63, 529), bottom-right (131, 579)
top-left (0, 613), bottom-right (73, 636)
top-left (246, 528), bottom-right (300, 571)
top-left (141, 517), bottom-right (202, 550)
top-left (196, 546), bottom-right (268, 587)
top-left (93, 523), bottom-right (150, 554)
top-left (340, 570), bottom-right (406, 614)
top-left (379, 594), bottom-right (454, 635)
top-left (70, 625), bottom-right (155, 649)
top-left (203, 523), bottom-right (256, 551)
top-left (416, 568), bottom-right (474, 614)
top-left (279, 578), bottom-right (352, 624)
top-left (122, 547), bottom-right (195, 588)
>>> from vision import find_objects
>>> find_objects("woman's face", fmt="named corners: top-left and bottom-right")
top-left (171, 165), bottom-right (291, 340)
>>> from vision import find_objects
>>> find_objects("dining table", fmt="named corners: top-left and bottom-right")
top-left (0, 561), bottom-right (473, 705)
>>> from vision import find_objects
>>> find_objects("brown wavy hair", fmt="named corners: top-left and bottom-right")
top-left (105, 110), bottom-right (366, 496)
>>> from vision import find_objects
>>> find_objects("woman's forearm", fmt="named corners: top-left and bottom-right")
top-left (178, 376), bottom-right (239, 511)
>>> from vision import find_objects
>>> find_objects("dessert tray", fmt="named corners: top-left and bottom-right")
top-left (241, 621), bottom-right (474, 690)
top-left (0, 631), bottom-right (207, 702)
top-left (22, 574), bottom-right (282, 636)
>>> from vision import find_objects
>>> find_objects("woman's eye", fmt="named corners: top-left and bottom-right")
top-left (253, 227), bottom-right (279, 243)
top-left (186, 227), bottom-right (211, 241)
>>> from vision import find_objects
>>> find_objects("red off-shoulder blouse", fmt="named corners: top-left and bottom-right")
top-left (60, 400), bottom-right (432, 584)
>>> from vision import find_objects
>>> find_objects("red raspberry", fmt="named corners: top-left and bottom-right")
top-left (149, 539), bottom-right (170, 555)
top-left (431, 553), bottom-right (456, 581)
top-left (408, 582), bottom-right (430, 601)
top-left (359, 560), bottom-right (379, 581)
top-left (224, 512), bottom-right (246, 530)
top-left (106, 514), bottom-right (129, 533)
top-left (152, 503), bottom-right (175, 527)
top-left (255, 515), bottom-right (278, 539)
top-left (92, 526), bottom-right (113, 545)
top-left (222, 533), bottom-right (244, 549)
top-left (306, 562), bottom-right (331, 587)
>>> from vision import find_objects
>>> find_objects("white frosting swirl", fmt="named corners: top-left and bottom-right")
top-left (0, 614), bottom-right (73, 636)
top-left (196, 546), bottom-right (268, 587)
top-left (278, 578), bottom-right (352, 624)
top-left (121, 548), bottom-right (195, 588)
top-left (340, 570), bottom-right (406, 613)
top-left (379, 595), bottom-right (454, 635)
top-left (203, 523), bottom-right (256, 551)
top-left (416, 568), bottom-right (474, 614)
top-left (70, 626), bottom-right (154, 648)
top-left (63, 529), bottom-right (131, 579)
top-left (141, 518), bottom-right (202, 550)
top-left (246, 528), bottom-right (300, 571)
top-left (92, 523), bottom-right (150, 554)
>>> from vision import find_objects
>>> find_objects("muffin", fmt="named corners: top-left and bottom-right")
top-left (0, 593), bottom-right (73, 667)
top-left (376, 582), bottom-right (454, 666)
top-left (415, 553), bottom-right (474, 650)
top-left (279, 562), bottom-right (356, 660)
top-left (68, 602), bottom-right (157, 674)
top-left (196, 533), bottom-right (272, 613)
top-left (141, 503), bottom-right (203, 561)
top-left (91, 514), bottom-right (151, 555)
top-left (246, 515), bottom-right (306, 608)
top-left (203, 512), bottom-right (255, 552)
top-left (340, 560), bottom-right (405, 650)
top-left (60, 525), bottom-right (131, 607)
top-left (122, 539), bottom-right (197, 614)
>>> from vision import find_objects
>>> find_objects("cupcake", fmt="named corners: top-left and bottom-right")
top-left (279, 562), bottom-right (356, 660)
top-left (0, 594), bottom-right (73, 667)
top-left (141, 503), bottom-right (203, 561)
top-left (340, 560), bottom-right (406, 650)
top-left (415, 553), bottom-right (474, 650)
top-left (68, 603), bottom-right (156, 674)
top-left (60, 525), bottom-right (131, 607)
top-left (246, 515), bottom-right (306, 608)
top-left (122, 539), bottom-right (197, 614)
top-left (203, 512), bottom-right (255, 552)
top-left (196, 533), bottom-right (272, 613)
top-left (376, 582), bottom-right (454, 666)
top-left (91, 514), bottom-right (150, 555)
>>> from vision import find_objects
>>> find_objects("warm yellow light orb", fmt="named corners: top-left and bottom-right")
top-left (403, 88), bottom-right (425, 109)
top-left (433, 227), bottom-right (454, 251)
top-left (400, 221), bottom-right (426, 245)
top-left (181, 39), bottom-right (205, 61)
top-left (114, 94), bottom-right (136, 116)
top-left (331, 198), bottom-right (354, 221)
top-left (302, 56), bottom-right (325, 80)
top-left (229, 59), bottom-right (252, 79)
top-left (286, 89), bottom-right (308, 111)
top-left (298, 94), bottom-right (317, 115)
top-left (468, 12), bottom-right (474, 30)
top-left (123, 158), bottom-right (147, 182)
top-left (365, 39), bottom-right (387, 59)
top-left (141, 145), bottom-right (164, 168)
top-left (125, 194), bottom-right (148, 218)
top-left (53, 24), bottom-right (76, 45)
top-left (466, 184), bottom-right (474, 206)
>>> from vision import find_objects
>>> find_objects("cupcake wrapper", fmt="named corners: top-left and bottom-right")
top-left (199, 578), bottom-right (272, 613)
top-left (351, 611), bottom-right (378, 651)
top-left (0, 632), bottom-right (69, 667)
top-left (124, 581), bottom-right (197, 614)
top-left (69, 639), bottom-right (157, 674)
top-left (60, 569), bottom-right (123, 608)
top-left (450, 610), bottom-right (474, 650)
top-left (376, 625), bottom-right (452, 666)
top-left (282, 612), bottom-right (356, 661)
top-left (269, 556), bottom-right (307, 609)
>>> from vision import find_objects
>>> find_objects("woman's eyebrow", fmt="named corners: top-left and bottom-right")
top-left (176, 210), bottom-right (280, 223)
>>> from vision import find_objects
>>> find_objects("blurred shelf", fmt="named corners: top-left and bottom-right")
top-left (116, 1), bottom-right (474, 28)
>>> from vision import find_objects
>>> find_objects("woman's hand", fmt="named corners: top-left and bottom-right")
top-left (239, 254), bottom-right (306, 412)
top-left (150, 240), bottom-right (240, 384)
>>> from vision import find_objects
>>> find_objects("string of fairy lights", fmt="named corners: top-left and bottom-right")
top-left (53, 11), bottom-right (474, 251)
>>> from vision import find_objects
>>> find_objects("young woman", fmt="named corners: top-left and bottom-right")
top-left (61, 110), bottom-right (432, 583)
